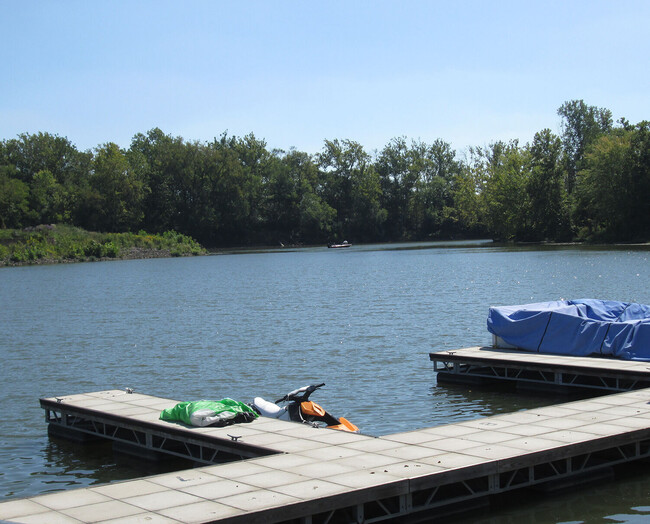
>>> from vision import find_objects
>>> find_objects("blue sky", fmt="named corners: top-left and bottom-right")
top-left (2, 1), bottom-right (648, 156)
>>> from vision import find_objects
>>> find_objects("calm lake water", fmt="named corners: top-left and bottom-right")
top-left (1, 240), bottom-right (650, 522)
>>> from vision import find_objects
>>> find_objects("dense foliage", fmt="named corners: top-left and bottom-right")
top-left (0, 225), bottom-right (204, 266)
top-left (1, 100), bottom-right (648, 246)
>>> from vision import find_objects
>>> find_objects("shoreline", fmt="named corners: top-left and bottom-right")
top-left (4, 238), bottom-right (650, 269)
top-left (0, 247), bottom-right (205, 268)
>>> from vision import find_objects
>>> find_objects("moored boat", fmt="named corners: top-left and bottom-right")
top-left (488, 298), bottom-right (650, 361)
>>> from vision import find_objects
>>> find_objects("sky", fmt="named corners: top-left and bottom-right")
top-left (2, 1), bottom-right (649, 157)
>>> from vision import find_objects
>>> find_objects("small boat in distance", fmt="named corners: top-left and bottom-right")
top-left (328, 240), bottom-right (351, 249)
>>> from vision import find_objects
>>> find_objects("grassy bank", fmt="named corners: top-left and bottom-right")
top-left (0, 225), bottom-right (206, 266)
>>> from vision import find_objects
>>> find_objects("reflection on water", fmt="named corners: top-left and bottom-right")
top-left (46, 437), bottom-right (193, 484)
top-left (1, 241), bottom-right (650, 522)
top-left (3, 435), bottom-right (194, 499)
top-left (429, 381), bottom-right (588, 425)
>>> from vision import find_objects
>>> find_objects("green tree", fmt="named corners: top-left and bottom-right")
top-left (207, 135), bottom-right (250, 245)
top-left (479, 141), bottom-right (529, 241)
top-left (264, 149), bottom-right (335, 244)
top-left (230, 133), bottom-right (270, 241)
top-left (625, 121), bottom-right (650, 239)
top-left (29, 170), bottom-right (68, 224)
top-left (265, 155), bottom-right (299, 242)
top-left (574, 133), bottom-right (628, 239)
top-left (128, 128), bottom-right (179, 233)
top-left (299, 192), bottom-right (336, 242)
top-left (165, 140), bottom-right (214, 241)
top-left (2, 132), bottom-right (91, 227)
top-left (375, 138), bottom-right (458, 240)
top-left (350, 163), bottom-right (386, 241)
top-left (279, 150), bottom-right (336, 243)
top-left (558, 100), bottom-right (613, 193)
top-left (84, 143), bottom-right (146, 232)
top-left (409, 139), bottom-right (458, 238)
top-left (575, 122), bottom-right (650, 241)
top-left (316, 138), bottom-right (387, 242)
top-left (2, 132), bottom-right (90, 186)
top-left (317, 139), bottom-right (373, 238)
top-left (526, 129), bottom-right (570, 240)
top-left (375, 137), bottom-right (412, 239)
top-left (0, 166), bottom-right (29, 228)
top-left (447, 166), bottom-right (485, 236)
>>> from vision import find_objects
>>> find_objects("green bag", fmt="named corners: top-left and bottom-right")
top-left (160, 398), bottom-right (258, 427)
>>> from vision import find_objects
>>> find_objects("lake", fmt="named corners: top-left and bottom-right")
top-left (1, 240), bottom-right (649, 522)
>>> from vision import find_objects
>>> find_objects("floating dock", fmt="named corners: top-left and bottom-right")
top-left (3, 385), bottom-right (650, 523)
top-left (430, 346), bottom-right (650, 392)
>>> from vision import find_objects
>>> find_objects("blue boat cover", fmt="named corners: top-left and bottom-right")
top-left (487, 299), bottom-right (650, 361)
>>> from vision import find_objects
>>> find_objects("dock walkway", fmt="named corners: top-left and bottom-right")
top-left (3, 385), bottom-right (650, 523)
top-left (430, 346), bottom-right (650, 392)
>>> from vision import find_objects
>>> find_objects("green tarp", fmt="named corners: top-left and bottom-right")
top-left (160, 398), bottom-right (258, 427)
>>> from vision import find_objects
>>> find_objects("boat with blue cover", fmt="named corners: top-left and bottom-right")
top-left (487, 299), bottom-right (650, 361)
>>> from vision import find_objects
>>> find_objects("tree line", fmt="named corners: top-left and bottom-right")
top-left (1, 100), bottom-right (648, 246)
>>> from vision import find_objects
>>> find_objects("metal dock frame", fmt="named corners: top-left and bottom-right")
top-left (430, 347), bottom-right (650, 393)
top-left (5, 387), bottom-right (650, 523)
top-left (41, 397), bottom-right (277, 464)
top-left (301, 433), bottom-right (650, 524)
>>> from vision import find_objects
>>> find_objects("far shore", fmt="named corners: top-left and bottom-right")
top-left (4, 234), bottom-right (649, 269)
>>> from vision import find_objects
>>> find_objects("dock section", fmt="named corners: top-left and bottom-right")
top-left (3, 387), bottom-right (650, 522)
top-left (40, 390), bottom-right (288, 464)
top-left (430, 346), bottom-right (650, 392)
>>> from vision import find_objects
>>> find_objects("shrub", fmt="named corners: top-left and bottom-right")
top-left (102, 241), bottom-right (119, 258)
top-left (0, 226), bottom-right (204, 265)
top-left (10, 247), bottom-right (26, 262)
top-left (84, 240), bottom-right (103, 258)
